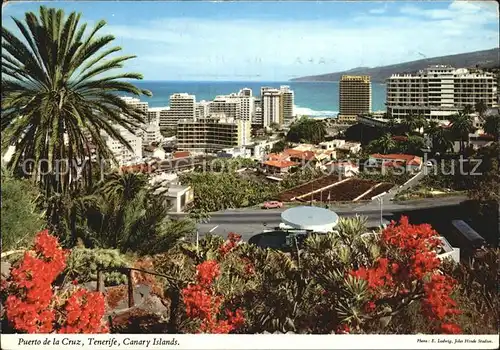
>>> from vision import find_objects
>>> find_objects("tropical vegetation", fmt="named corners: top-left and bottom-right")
top-left (286, 117), bottom-right (327, 144)
top-left (1, 168), bottom-right (45, 252)
top-left (1, 7), bottom-right (193, 257)
top-left (1, 5), bottom-right (498, 336)
top-left (2, 220), bottom-right (498, 334)
top-left (2, 6), bottom-right (151, 196)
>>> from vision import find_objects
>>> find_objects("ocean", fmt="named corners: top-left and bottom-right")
top-left (132, 81), bottom-right (387, 117)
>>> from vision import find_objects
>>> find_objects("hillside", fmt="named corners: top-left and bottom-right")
top-left (291, 48), bottom-right (499, 83)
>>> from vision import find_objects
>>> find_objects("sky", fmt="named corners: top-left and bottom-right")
top-left (2, 1), bottom-right (499, 81)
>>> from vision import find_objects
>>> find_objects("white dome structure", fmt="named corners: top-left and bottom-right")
top-left (280, 206), bottom-right (339, 233)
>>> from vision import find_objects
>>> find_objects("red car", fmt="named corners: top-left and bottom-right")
top-left (262, 201), bottom-right (284, 209)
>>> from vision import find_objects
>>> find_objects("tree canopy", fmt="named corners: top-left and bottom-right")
top-left (286, 117), bottom-right (326, 144)
top-left (1, 6), bottom-right (151, 194)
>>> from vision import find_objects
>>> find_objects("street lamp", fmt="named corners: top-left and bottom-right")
top-left (372, 191), bottom-right (387, 228)
top-left (377, 197), bottom-right (383, 227)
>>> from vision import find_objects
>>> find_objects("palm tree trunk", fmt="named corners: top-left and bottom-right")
top-left (166, 287), bottom-right (180, 333)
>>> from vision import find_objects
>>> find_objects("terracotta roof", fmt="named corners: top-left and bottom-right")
top-left (284, 149), bottom-right (317, 161)
top-left (283, 149), bottom-right (304, 157)
top-left (371, 153), bottom-right (420, 161)
top-left (173, 151), bottom-right (191, 159)
top-left (407, 159), bottom-right (422, 166)
top-left (372, 154), bottom-right (422, 166)
top-left (263, 160), bottom-right (298, 168)
top-left (302, 151), bottom-right (316, 160)
top-left (266, 153), bottom-right (286, 161)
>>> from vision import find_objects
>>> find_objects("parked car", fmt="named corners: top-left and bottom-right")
top-left (262, 201), bottom-right (284, 209)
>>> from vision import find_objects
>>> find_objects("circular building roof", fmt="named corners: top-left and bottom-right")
top-left (281, 206), bottom-right (339, 233)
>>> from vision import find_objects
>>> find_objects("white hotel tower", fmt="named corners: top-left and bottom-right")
top-left (386, 65), bottom-right (498, 122)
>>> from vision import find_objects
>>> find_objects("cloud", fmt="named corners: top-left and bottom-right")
top-left (369, 4), bottom-right (388, 15)
top-left (106, 1), bottom-right (497, 80)
top-left (3, 0), bottom-right (497, 81)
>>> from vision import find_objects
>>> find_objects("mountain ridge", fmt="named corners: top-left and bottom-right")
top-left (290, 48), bottom-right (499, 83)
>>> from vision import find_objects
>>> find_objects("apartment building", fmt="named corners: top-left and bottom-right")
top-left (239, 88), bottom-right (252, 97)
top-left (196, 100), bottom-right (210, 119)
top-left (386, 65), bottom-right (498, 121)
top-left (262, 88), bottom-right (282, 127)
top-left (146, 107), bottom-right (162, 126)
top-left (159, 93), bottom-right (196, 128)
top-left (208, 91), bottom-right (255, 122)
top-left (253, 99), bottom-right (263, 126)
top-left (142, 123), bottom-right (162, 147)
top-left (176, 115), bottom-right (251, 154)
top-left (279, 85), bottom-right (295, 125)
top-left (121, 96), bottom-right (149, 114)
top-left (209, 94), bottom-right (241, 119)
top-left (238, 88), bottom-right (255, 122)
top-left (338, 75), bottom-right (372, 123)
top-left (102, 125), bottom-right (143, 166)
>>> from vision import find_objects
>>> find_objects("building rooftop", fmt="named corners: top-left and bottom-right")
top-left (172, 151), bottom-right (191, 159)
top-left (370, 153), bottom-right (422, 166)
top-left (281, 206), bottom-right (339, 232)
top-left (263, 160), bottom-right (298, 168)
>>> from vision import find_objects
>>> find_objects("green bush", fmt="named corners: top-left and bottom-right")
top-left (1, 169), bottom-right (45, 252)
top-left (65, 247), bottom-right (130, 286)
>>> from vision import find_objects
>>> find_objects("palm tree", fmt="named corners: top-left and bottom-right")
top-left (100, 172), bottom-right (148, 203)
top-left (402, 113), bottom-right (426, 135)
top-left (2, 6), bottom-right (151, 195)
top-left (449, 110), bottom-right (475, 154)
top-left (375, 133), bottom-right (396, 154)
top-left (403, 134), bottom-right (425, 155)
top-left (425, 121), bottom-right (453, 155)
top-left (483, 114), bottom-right (499, 140)
top-left (474, 100), bottom-right (488, 121)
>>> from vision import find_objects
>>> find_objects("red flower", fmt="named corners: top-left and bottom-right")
top-left (336, 324), bottom-right (350, 334)
top-left (182, 260), bottom-right (245, 334)
top-left (364, 301), bottom-right (376, 313)
top-left (349, 217), bottom-right (462, 334)
top-left (196, 260), bottom-right (220, 287)
top-left (5, 231), bottom-right (108, 334)
top-left (218, 232), bottom-right (242, 257)
top-left (441, 323), bottom-right (461, 334)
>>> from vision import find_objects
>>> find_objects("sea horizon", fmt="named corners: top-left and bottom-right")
top-left (130, 80), bottom-right (387, 116)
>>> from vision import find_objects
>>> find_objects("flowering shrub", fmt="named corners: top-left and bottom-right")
top-left (350, 216), bottom-right (462, 334)
top-left (58, 289), bottom-right (107, 333)
top-left (218, 232), bottom-right (242, 257)
top-left (3, 230), bottom-right (108, 333)
top-left (182, 260), bottom-right (245, 333)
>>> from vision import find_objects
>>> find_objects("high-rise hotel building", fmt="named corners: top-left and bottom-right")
top-left (209, 94), bottom-right (241, 120)
top-left (101, 125), bottom-right (143, 166)
top-left (120, 97), bottom-right (161, 149)
top-left (279, 85), bottom-right (295, 125)
top-left (385, 65), bottom-right (498, 121)
top-left (238, 88), bottom-right (255, 122)
top-left (262, 88), bottom-right (282, 127)
top-left (120, 96), bottom-right (149, 115)
top-left (338, 75), bottom-right (372, 123)
top-left (260, 86), bottom-right (295, 127)
top-left (159, 93), bottom-right (196, 128)
top-left (176, 115), bottom-right (251, 154)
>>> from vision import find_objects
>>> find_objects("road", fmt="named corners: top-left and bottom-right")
top-left (190, 195), bottom-right (467, 242)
